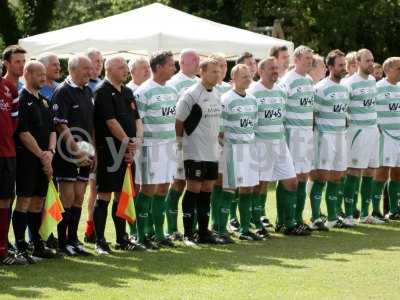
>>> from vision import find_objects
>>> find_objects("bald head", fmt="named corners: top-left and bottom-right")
top-left (105, 56), bottom-right (129, 85)
top-left (24, 61), bottom-right (46, 91)
top-left (179, 49), bottom-right (200, 77)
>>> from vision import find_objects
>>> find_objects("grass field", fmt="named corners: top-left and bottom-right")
top-left (1, 191), bottom-right (400, 300)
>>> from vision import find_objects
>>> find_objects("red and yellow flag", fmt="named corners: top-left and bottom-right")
top-left (39, 180), bottom-right (64, 240)
top-left (117, 165), bottom-right (136, 224)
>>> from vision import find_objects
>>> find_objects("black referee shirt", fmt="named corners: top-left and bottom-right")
top-left (94, 80), bottom-right (140, 150)
top-left (52, 77), bottom-right (94, 151)
top-left (16, 88), bottom-right (54, 152)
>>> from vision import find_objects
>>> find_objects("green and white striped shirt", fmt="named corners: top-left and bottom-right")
top-left (279, 70), bottom-right (315, 129)
top-left (247, 81), bottom-right (286, 141)
top-left (376, 78), bottom-right (400, 138)
top-left (215, 81), bottom-right (232, 96)
top-left (167, 72), bottom-right (199, 97)
top-left (314, 77), bottom-right (350, 133)
top-left (221, 89), bottom-right (258, 144)
top-left (134, 79), bottom-right (178, 146)
top-left (341, 73), bottom-right (377, 128)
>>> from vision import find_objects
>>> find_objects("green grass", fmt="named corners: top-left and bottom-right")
top-left (2, 191), bottom-right (400, 300)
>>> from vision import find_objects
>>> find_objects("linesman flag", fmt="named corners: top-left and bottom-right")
top-left (39, 180), bottom-right (65, 240)
top-left (116, 164), bottom-right (137, 224)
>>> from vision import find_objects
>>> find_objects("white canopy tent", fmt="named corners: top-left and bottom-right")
top-left (19, 3), bottom-right (293, 60)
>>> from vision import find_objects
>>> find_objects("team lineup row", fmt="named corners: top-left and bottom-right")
top-left (0, 43), bottom-right (399, 265)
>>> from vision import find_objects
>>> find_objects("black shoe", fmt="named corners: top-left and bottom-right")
top-left (256, 228), bottom-right (271, 239)
top-left (238, 231), bottom-right (263, 241)
top-left (387, 212), bottom-right (400, 220)
top-left (32, 241), bottom-right (59, 259)
top-left (218, 233), bottom-right (235, 244)
top-left (95, 239), bottom-right (112, 255)
top-left (337, 212), bottom-right (346, 220)
top-left (310, 219), bottom-right (329, 231)
top-left (372, 211), bottom-right (388, 222)
top-left (19, 250), bottom-right (39, 264)
top-left (284, 225), bottom-right (311, 236)
top-left (84, 233), bottom-right (96, 244)
top-left (167, 231), bottom-right (183, 241)
top-left (1, 251), bottom-right (29, 266)
top-left (197, 231), bottom-right (223, 244)
top-left (155, 238), bottom-right (176, 248)
top-left (332, 219), bottom-right (353, 229)
top-left (71, 240), bottom-right (92, 256)
top-left (229, 218), bottom-right (240, 232)
top-left (297, 223), bottom-right (312, 232)
top-left (59, 245), bottom-right (78, 257)
top-left (46, 235), bottom-right (59, 250)
top-left (261, 216), bottom-right (273, 228)
top-left (320, 213), bottom-right (327, 223)
top-left (353, 209), bottom-right (360, 219)
top-left (143, 238), bottom-right (159, 250)
top-left (115, 239), bottom-right (145, 251)
top-left (275, 224), bottom-right (286, 233)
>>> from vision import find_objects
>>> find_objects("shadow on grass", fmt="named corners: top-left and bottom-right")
top-left (1, 222), bottom-right (400, 298)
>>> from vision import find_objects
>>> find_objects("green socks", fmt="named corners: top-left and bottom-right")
top-left (282, 186), bottom-right (296, 229)
top-left (219, 190), bottom-right (235, 235)
top-left (310, 180), bottom-right (325, 221)
top-left (211, 185), bottom-right (223, 231)
top-left (371, 180), bottom-right (385, 214)
top-left (165, 188), bottom-right (181, 234)
top-left (326, 181), bottom-right (339, 221)
top-left (336, 176), bottom-right (346, 215)
top-left (360, 176), bottom-right (373, 218)
top-left (251, 193), bottom-right (263, 229)
top-left (230, 190), bottom-right (239, 220)
top-left (388, 180), bottom-right (400, 214)
top-left (295, 181), bottom-right (307, 224)
top-left (152, 195), bottom-right (167, 240)
top-left (134, 192), bottom-right (152, 243)
top-left (276, 182), bottom-right (285, 226)
top-left (344, 175), bottom-right (361, 217)
top-left (238, 193), bottom-right (252, 234)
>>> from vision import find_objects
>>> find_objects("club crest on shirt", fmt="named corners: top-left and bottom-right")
top-left (53, 103), bottom-right (59, 111)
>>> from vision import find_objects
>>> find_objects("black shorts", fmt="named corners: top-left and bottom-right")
top-left (96, 149), bottom-right (135, 193)
top-left (184, 160), bottom-right (218, 181)
top-left (0, 157), bottom-right (16, 199)
top-left (16, 150), bottom-right (48, 197)
top-left (53, 152), bottom-right (90, 182)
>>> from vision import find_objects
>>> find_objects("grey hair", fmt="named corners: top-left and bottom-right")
top-left (293, 45), bottom-right (313, 59)
top-left (86, 48), bottom-right (102, 59)
top-left (68, 54), bottom-right (90, 72)
top-left (37, 52), bottom-right (58, 67)
top-left (128, 57), bottom-right (149, 72)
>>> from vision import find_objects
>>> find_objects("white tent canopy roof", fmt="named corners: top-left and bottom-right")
top-left (19, 3), bottom-right (293, 59)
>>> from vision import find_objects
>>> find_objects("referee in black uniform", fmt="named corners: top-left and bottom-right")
top-left (12, 61), bottom-right (57, 262)
top-left (93, 56), bottom-right (144, 255)
top-left (52, 54), bottom-right (94, 256)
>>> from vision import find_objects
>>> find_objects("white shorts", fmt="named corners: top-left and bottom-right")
top-left (347, 126), bottom-right (379, 169)
top-left (379, 130), bottom-right (400, 167)
top-left (314, 131), bottom-right (347, 171)
top-left (256, 140), bottom-right (296, 181)
top-left (286, 128), bottom-right (314, 174)
top-left (222, 143), bottom-right (259, 189)
top-left (135, 143), bottom-right (176, 185)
